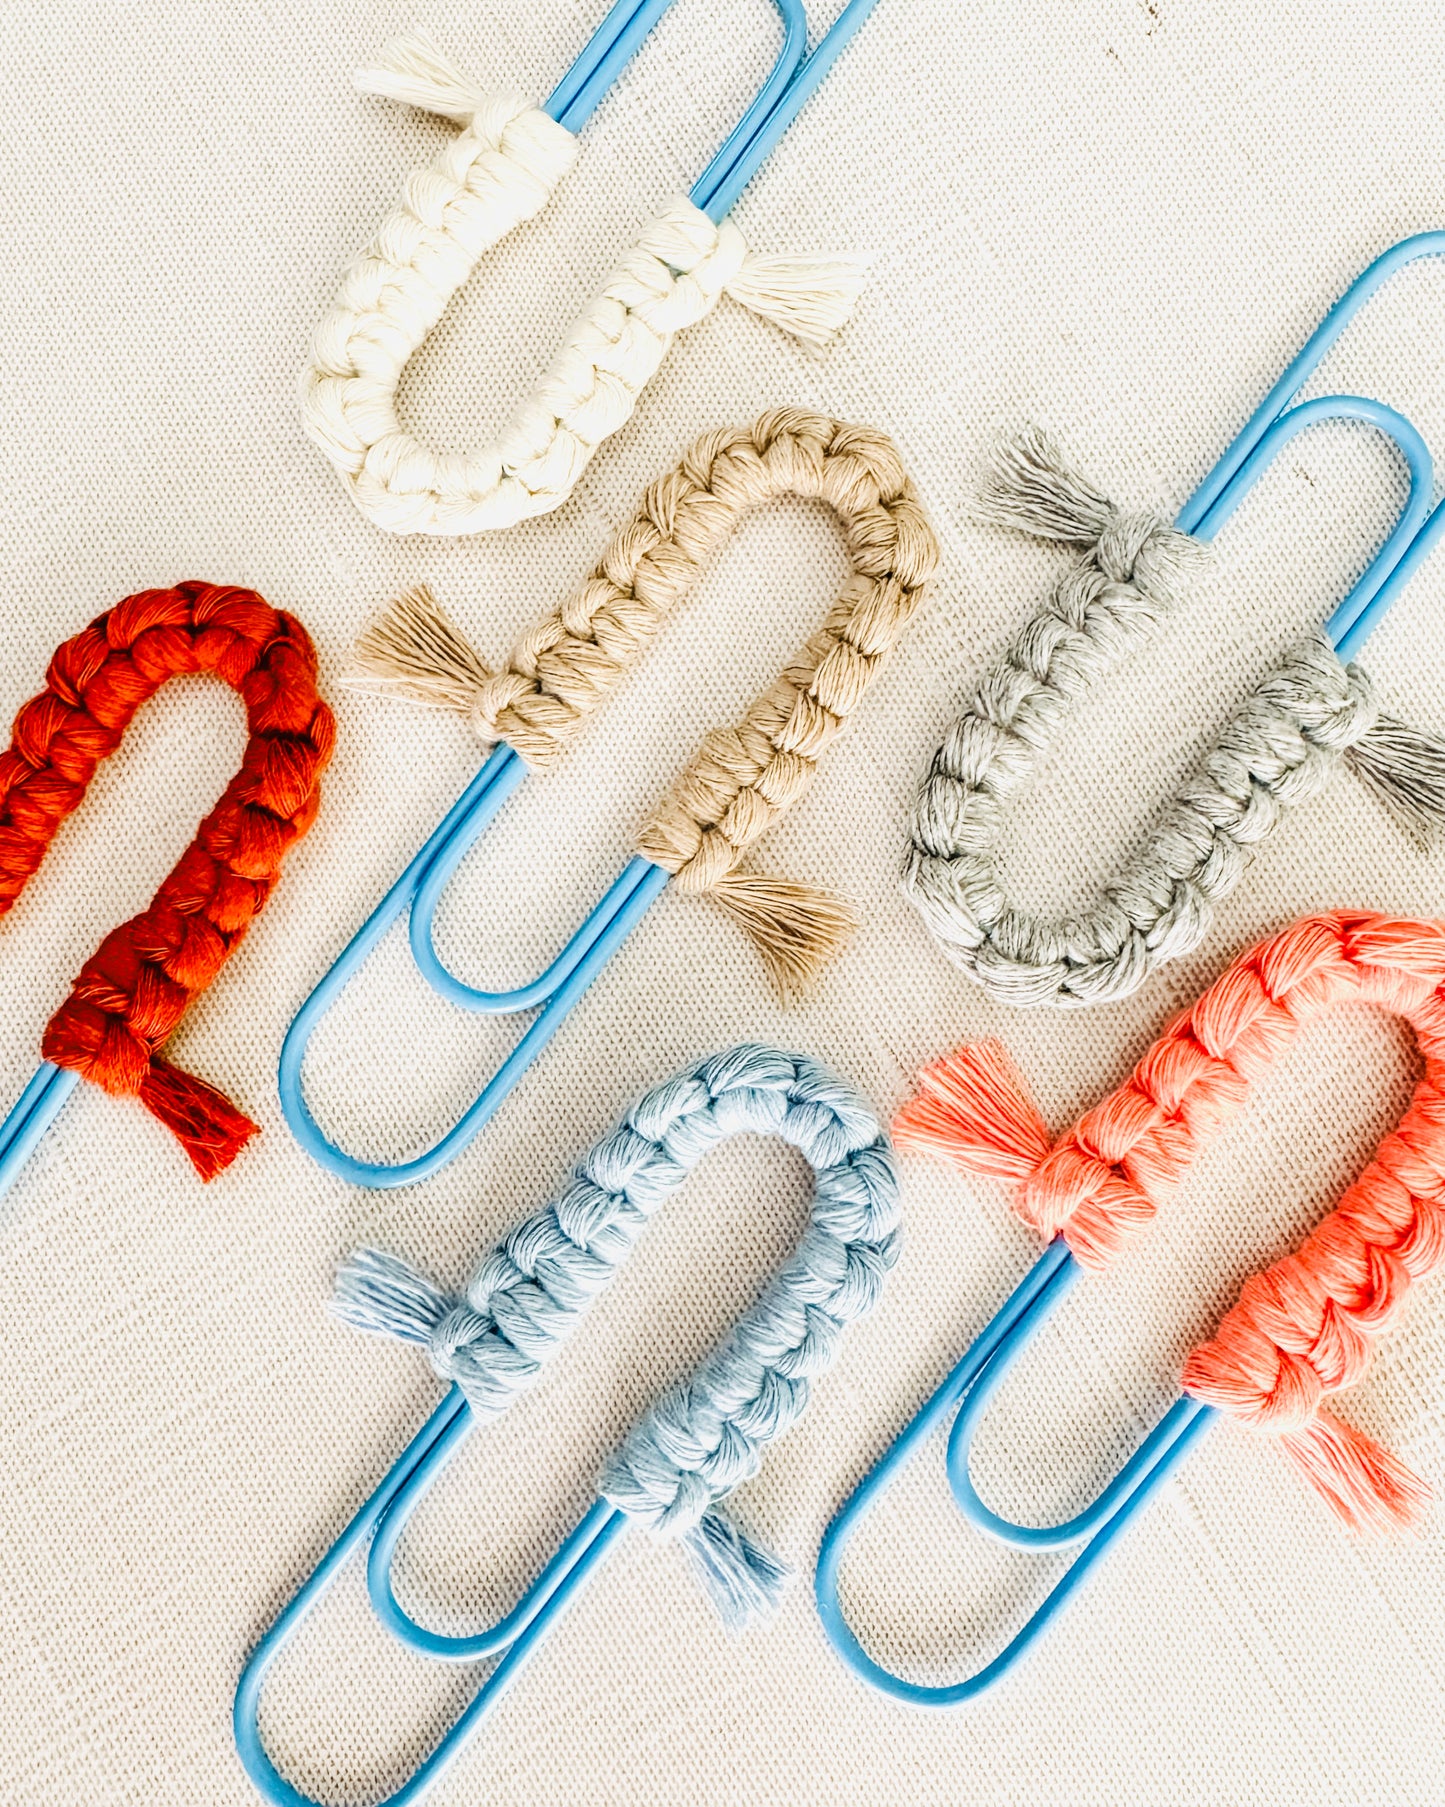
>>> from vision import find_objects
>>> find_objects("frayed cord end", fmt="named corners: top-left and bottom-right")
top-left (975, 426), bottom-right (1118, 543)
top-left (136, 1057), bottom-right (259, 1181)
top-left (346, 585), bottom-right (496, 724)
top-left (330, 1247), bottom-right (451, 1346)
top-left (1345, 711), bottom-right (1445, 853)
top-left (703, 870), bottom-right (860, 1006)
top-left (892, 1039), bottom-right (1053, 1187)
top-left (354, 32), bottom-right (491, 122)
top-left (1277, 1412), bottom-right (1432, 1536)
top-left (726, 253), bottom-right (871, 356)
top-left (682, 1509), bottom-right (791, 1630)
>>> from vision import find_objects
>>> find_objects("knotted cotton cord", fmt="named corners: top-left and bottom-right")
top-left (893, 911), bottom-right (1445, 1534)
top-left (904, 429), bottom-right (1445, 1008)
top-left (0, 584), bottom-right (335, 1176)
top-left (333, 1044), bottom-right (900, 1623)
top-left (302, 33), bottom-right (868, 536)
top-left (349, 408), bottom-right (939, 999)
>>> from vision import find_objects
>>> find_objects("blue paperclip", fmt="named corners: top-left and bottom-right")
top-left (233, 1393), bottom-right (634, 1806)
top-left (815, 232), bottom-right (1445, 1705)
top-left (555, 0), bottom-right (882, 222)
top-left (279, 0), bottom-right (885, 1191)
top-left (547, 0), bottom-right (806, 153)
top-left (0, 1063), bottom-right (81, 1205)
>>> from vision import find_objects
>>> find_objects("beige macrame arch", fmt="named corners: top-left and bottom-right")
top-left (353, 408), bottom-right (940, 995)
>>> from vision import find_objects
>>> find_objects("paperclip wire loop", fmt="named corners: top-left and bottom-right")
top-left (813, 1243), bottom-right (1214, 1707)
top-left (693, 0), bottom-right (881, 220)
top-left (1189, 394), bottom-right (1432, 573)
top-left (0, 585), bottom-right (334, 1200)
top-left (281, 411), bottom-right (938, 1189)
top-left (361, 1406), bottom-right (621, 1661)
top-left (941, 1250), bottom-right (1213, 1551)
top-left (402, 756), bottom-right (662, 1014)
top-left (302, 0), bottom-right (885, 535)
top-left (279, 832), bottom-right (668, 1188)
top-left (814, 1356), bottom-right (1213, 1708)
top-left (1181, 231), bottom-right (1445, 531)
top-left (230, 1386), bottom-right (598, 1807)
top-left (817, 911), bottom-right (1445, 1703)
top-left (905, 235), bottom-right (1445, 1010)
top-left (277, 736), bottom-right (666, 1184)
top-left (238, 1046), bottom-right (900, 1803)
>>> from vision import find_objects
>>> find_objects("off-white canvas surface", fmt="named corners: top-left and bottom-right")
top-left (3, 2), bottom-right (1445, 1802)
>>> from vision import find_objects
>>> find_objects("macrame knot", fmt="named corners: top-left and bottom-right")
top-left (334, 1046), bottom-right (901, 1627)
top-left (904, 430), bottom-right (1445, 1007)
top-left (895, 912), bottom-right (1445, 1534)
top-left (628, 200), bottom-right (749, 332)
top-left (465, 671), bottom-right (534, 749)
top-left (1090, 509), bottom-right (1174, 591)
top-left (976, 426), bottom-right (1205, 601)
top-left (348, 413), bottom-right (939, 1000)
top-left (427, 1300), bottom-right (499, 1384)
top-left (1274, 637), bottom-right (1378, 752)
top-left (587, 196), bottom-right (867, 357)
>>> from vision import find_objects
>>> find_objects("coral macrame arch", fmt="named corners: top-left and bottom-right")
top-left (895, 912), bottom-right (1445, 1532)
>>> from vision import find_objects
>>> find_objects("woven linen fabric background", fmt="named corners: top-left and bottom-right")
top-left (4, 0), bottom-right (1445, 1802)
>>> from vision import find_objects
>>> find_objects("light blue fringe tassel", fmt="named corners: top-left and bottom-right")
top-left (682, 1509), bottom-right (792, 1629)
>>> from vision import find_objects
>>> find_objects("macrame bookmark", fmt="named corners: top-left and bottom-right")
top-left (333, 1043), bottom-right (901, 1622)
top-left (303, 32), bottom-right (867, 536)
top-left (895, 911), bottom-right (1445, 1533)
top-left (0, 584), bottom-right (335, 1177)
top-left (236, 1042), bottom-right (899, 1800)
top-left (350, 409), bottom-right (939, 1000)
top-left (904, 429), bottom-right (1445, 1008)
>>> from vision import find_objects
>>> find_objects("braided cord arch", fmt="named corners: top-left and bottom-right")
top-left (0, 584), bottom-right (335, 1176)
top-left (467, 410), bottom-right (937, 771)
top-left (303, 37), bottom-right (864, 537)
top-left (904, 431), bottom-right (1443, 1009)
top-left (500, 409), bottom-right (936, 892)
top-left (353, 408), bottom-right (939, 996)
top-left (334, 1045), bottom-right (900, 1577)
top-left (895, 911), bottom-right (1445, 1531)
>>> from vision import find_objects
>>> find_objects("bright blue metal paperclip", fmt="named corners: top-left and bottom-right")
top-left (815, 231), bottom-right (1445, 1704)
top-left (233, 1387), bottom-right (634, 1806)
top-left (278, 0), bottom-right (883, 1192)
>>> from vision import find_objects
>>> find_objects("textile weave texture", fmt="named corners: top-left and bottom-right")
top-left (3, 2), bottom-right (1445, 1804)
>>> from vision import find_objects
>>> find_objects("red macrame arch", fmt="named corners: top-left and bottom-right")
top-left (0, 582), bottom-right (335, 1178)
